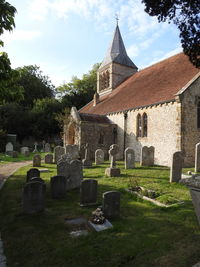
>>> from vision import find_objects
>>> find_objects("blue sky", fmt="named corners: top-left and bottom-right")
top-left (2, 0), bottom-right (182, 87)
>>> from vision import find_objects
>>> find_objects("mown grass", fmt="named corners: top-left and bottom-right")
top-left (0, 152), bottom-right (50, 163)
top-left (0, 161), bottom-right (200, 267)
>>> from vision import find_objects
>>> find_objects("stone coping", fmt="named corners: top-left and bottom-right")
top-left (179, 176), bottom-right (200, 189)
top-left (125, 189), bottom-right (184, 208)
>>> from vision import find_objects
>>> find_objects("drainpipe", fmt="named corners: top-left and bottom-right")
top-left (124, 112), bottom-right (128, 159)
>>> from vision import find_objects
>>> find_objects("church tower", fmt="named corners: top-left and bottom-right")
top-left (97, 24), bottom-right (138, 96)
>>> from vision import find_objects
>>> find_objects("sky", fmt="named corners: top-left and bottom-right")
top-left (2, 0), bottom-right (182, 87)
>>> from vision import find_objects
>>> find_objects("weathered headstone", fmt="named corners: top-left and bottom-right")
top-left (44, 154), bottom-right (53, 164)
top-left (82, 143), bottom-right (92, 167)
top-left (21, 147), bottom-right (29, 155)
top-left (102, 191), bottom-right (120, 218)
top-left (5, 142), bottom-right (13, 155)
top-left (54, 146), bottom-right (65, 164)
top-left (30, 177), bottom-right (45, 184)
top-left (44, 143), bottom-right (51, 153)
top-left (33, 154), bottom-right (41, 167)
top-left (105, 144), bottom-right (120, 177)
top-left (125, 147), bottom-right (135, 169)
top-left (170, 151), bottom-right (183, 183)
top-left (80, 179), bottom-right (98, 206)
top-left (65, 144), bottom-right (79, 160)
top-left (95, 149), bottom-right (104, 165)
top-left (140, 146), bottom-right (155, 166)
top-left (22, 181), bottom-right (46, 214)
top-left (27, 168), bottom-right (40, 182)
top-left (50, 175), bottom-right (67, 198)
top-left (33, 142), bottom-right (38, 153)
top-left (195, 142), bottom-right (200, 173)
top-left (57, 159), bottom-right (83, 190)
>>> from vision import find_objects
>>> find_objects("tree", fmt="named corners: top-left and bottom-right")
top-left (16, 65), bottom-right (55, 108)
top-left (58, 63), bottom-right (100, 110)
top-left (142, 0), bottom-right (200, 68)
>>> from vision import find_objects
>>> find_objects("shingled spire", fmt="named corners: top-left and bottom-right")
top-left (100, 25), bottom-right (137, 69)
top-left (97, 24), bottom-right (138, 96)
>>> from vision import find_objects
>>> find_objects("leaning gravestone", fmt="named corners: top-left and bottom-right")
top-left (27, 168), bottom-right (40, 182)
top-left (102, 191), bottom-right (120, 218)
top-left (140, 146), bottom-right (155, 166)
top-left (125, 147), bottom-right (135, 169)
top-left (80, 179), bottom-right (98, 206)
top-left (5, 142), bottom-right (13, 155)
top-left (22, 181), bottom-right (46, 214)
top-left (195, 142), bottom-right (200, 173)
top-left (105, 144), bottom-right (120, 177)
top-left (44, 143), bottom-right (51, 153)
top-left (65, 144), bottom-right (79, 161)
top-left (57, 159), bottom-right (83, 190)
top-left (170, 151), bottom-right (183, 183)
top-left (44, 154), bottom-right (53, 164)
top-left (50, 175), bottom-right (67, 198)
top-left (82, 143), bottom-right (92, 167)
top-left (33, 154), bottom-right (41, 167)
top-left (95, 149), bottom-right (104, 165)
top-left (54, 146), bottom-right (65, 164)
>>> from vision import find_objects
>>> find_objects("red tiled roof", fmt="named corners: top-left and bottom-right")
top-left (79, 113), bottom-right (111, 123)
top-left (79, 53), bottom-right (199, 115)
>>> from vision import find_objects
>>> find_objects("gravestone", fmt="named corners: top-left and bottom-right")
top-left (54, 146), bottom-right (65, 164)
top-left (140, 146), bottom-right (155, 166)
top-left (5, 142), bottom-right (13, 155)
top-left (195, 142), bottom-right (200, 173)
top-left (125, 147), bottom-right (135, 169)
top-left (27, 168), bottom-right (40, 182)
top-left (82, 143), bottom-right (92, 167)
top-left (21, 147), bottom-right (29, 155)
top-left (105, 144), bottom-right (120, 177)
top-left (44, 143), bottom-right (51, 153)
top-left (44, 154), bottom-right (53, 164)
top-left (33, 142), bottom-right (38, 153)
top-left (50, 175), bottom-right (67, 198)
top-left (30, 177), bottom-right (45, 183)
top-left (22, 181), bottom-right (46, 214)
top-left (65, 144), bottom-right (79, 161)
top-left (33, 154), bottom-right (41, 167)
top-left (57, 159), bottom-right (83, 190)
top-left (102, 191), bottom-right (120, 218)
top-left (80, 179), bottom-right (98, 206)
top-left (95, 149), bottom-right (104, 165)
top-left (170, 151), bottom-right (183, 183)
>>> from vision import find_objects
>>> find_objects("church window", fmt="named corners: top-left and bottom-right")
top-left (106, 71), bottom-right (110, 88)
top-left (197, 102), bottom-right (200, 128)
top-left (143, 113), bottom-right (148, 137)
top-left (137, 114), bottom-right (142, 137)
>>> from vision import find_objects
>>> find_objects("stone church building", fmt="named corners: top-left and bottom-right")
top-left (64, 25), bottom-right (200, 167)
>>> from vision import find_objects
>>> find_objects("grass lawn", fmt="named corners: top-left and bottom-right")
top-left (0, 161), bottom-right (200, 267)
top-left (0, 152), bottom-right (50, 163)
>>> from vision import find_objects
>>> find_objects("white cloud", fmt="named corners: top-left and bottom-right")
top-left (127, 44), bottom-right (139, 57)
top-left (2, 30), bottom-right (42, 44)
top-left (28, 0), bottom-right (50, 21)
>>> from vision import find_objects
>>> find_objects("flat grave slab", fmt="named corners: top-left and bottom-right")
top-left (70, 230), bottom-right (89, 238)
top-left (88, 219), bottom-right (113, 232)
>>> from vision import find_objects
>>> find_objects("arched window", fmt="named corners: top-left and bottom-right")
top-left (197, 102), bottom-right (200, 128)
top-left (137, 114), bottom-right (142, 137)
top-left (143, 113), bottom-right (148, 137)
top-left (67, 123), bottom-right (75, 144)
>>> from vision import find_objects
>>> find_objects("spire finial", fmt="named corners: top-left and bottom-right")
top-left (115, 13), bottom-right (119, 25)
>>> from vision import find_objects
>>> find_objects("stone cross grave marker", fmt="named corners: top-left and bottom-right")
top-left (95, 149), bottom-right (104, 165)
top-left (105, 144), bottom-right (120, 177)
top-left (102, 191), bottom-right (120, 218)
top-left (125, 147), bottom-right (135, 169)
top-left (195, 142), bottom-right (200, 173)
top-left (170, 151), bottom-right (183, 183)
top-left (50, 175), bottom-right (67, 199)
top-left (33, 142), bottom-right (38, 153)
top-left (22, 181), bottom-right (46, 214)
top-left (33, 154), bottom-right (41, 167)
top-left (57, 159), bottom-right (83, 190)
top-left (80, 179), bottom-right (98, 206)
top-left (27, 168), bottom-right (40, 182)
top-left (82, 143), bottom-right (92, 167)
top-left (44, 154), bottom-right (53, 164)
top-left (140, 146), bottom-right (155, 166)
top-left (54, 146), bottom-right (65, 164)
